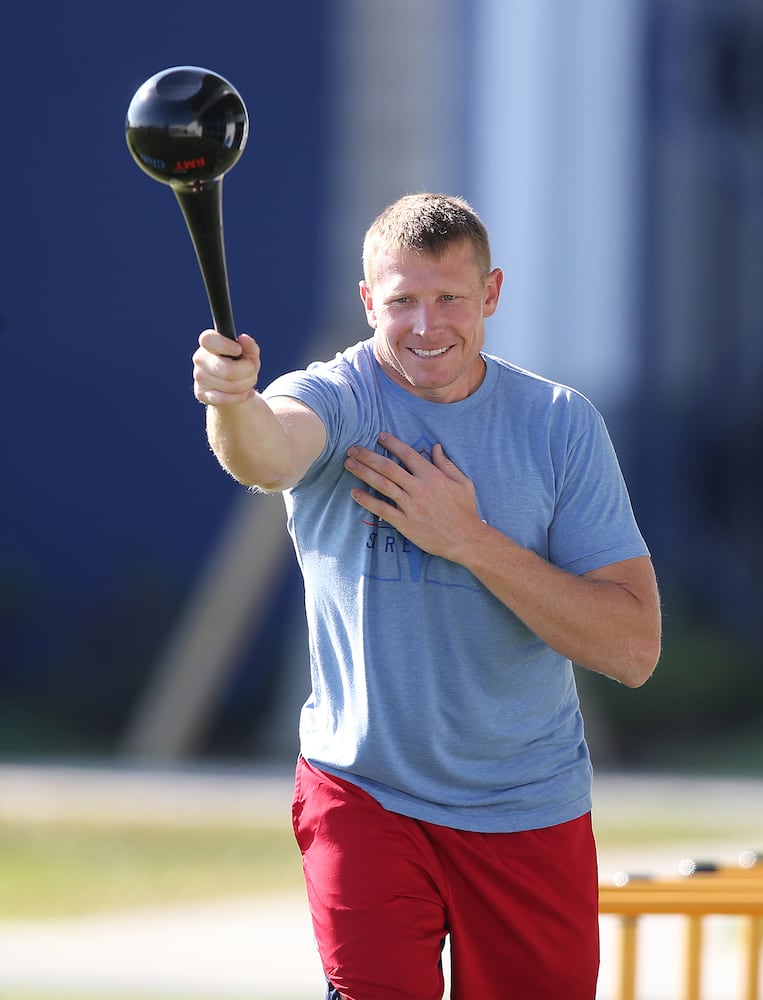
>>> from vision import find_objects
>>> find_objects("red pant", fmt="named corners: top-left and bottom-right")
top-left (291, 757), bottom-right (600, 1000)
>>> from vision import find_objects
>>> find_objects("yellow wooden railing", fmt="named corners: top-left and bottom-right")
top-left (599, 852), bottom-right (763, 1000)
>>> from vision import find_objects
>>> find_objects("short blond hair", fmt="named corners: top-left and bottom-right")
top-left (362, 193), bottom-right (492, 286)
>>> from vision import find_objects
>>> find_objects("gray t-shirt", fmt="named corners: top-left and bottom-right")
top-left (264, 339), bottom-right (648, 832)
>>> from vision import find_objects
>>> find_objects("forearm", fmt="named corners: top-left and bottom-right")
top-left (343, 434), bottom-right (661, 685)
top-left (193, 331), bottom-right (326, 490)
top-left (455, 522), bottom-right (661, 687)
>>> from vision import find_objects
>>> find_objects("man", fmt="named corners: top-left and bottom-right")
top-left (193, 193), bottom-right (661, 999)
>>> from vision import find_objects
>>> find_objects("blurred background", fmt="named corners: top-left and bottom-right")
top-left (3, 0), bottom-right (762, 775)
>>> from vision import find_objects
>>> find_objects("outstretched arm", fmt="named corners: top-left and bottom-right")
top-left (344, 432), bottom-right (661, 687)
top-left (193, 329), bottom-right (326, 491)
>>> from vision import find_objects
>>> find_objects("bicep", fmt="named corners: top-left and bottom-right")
top-left (268, 395), bottom-right (328, 486)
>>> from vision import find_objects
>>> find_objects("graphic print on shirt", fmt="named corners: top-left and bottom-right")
top-left (359, 434), bottom-right (480, 592)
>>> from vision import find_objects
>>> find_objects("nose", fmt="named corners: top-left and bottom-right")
top-left (411, 300), bottom-right (436, 336)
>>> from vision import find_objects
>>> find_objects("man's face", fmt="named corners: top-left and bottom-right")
top-left (360, 240), bottom-right (503, 404)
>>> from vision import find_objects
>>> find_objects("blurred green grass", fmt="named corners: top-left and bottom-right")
top-left (1, 995), bottom-right (310, 1000)
top-left (0, 819), bottom-right (304, 919)
top-left (2, 805), bottom-right (759, 921)
top-left (595, 813), bottom-right (763, 849)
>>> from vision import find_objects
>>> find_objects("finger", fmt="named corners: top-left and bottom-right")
top-left (193, 361), bottom-right (256, 404)
top-left (193, 355), bottom-right (258, 405)
top-left (431, 442), bottom-right (468, 481)
top-left (377, 432), bottom-right (433, 473)
top-left (349, 487), bottom-right (399, 523)
top-left (344, 451), bottom-right (407, 502)
top-left (194, 369), bottom-right (256, 397)
top-left (345, 444), bottom-right (415, 486)
top-left (194, 346), bottom-right (255, 381)
top-left (198, 328), bottom-right (244, 358)
top-left (236, 333), bottom-right (261, 362)
top-left (195, 386), bottom-right (256, 406)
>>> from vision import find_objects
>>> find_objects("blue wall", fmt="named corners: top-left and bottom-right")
top-left (3, 0), bottom-right (329, 752)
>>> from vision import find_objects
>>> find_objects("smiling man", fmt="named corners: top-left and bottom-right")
top-left (192, 193), bottom-right (662, 1000)
top-left (359, 209), bottom-right (501, 403)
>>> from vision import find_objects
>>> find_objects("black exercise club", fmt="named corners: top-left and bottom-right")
top-left (126, 66), bottom-right (249, 341)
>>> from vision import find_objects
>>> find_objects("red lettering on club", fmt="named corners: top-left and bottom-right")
top-left (174, 157), bottom-right (207, 171)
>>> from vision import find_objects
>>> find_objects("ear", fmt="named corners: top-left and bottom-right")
top-left (482, 267), bottom-right (503, 318)
top-left (359, 280), bottom-right (377, 329)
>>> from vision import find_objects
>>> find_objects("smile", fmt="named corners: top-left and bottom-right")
top-left (410, 346), bottom-right (450, 357)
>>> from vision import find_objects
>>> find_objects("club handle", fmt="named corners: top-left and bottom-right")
top-left (173, 182), bottom-right (237, 341)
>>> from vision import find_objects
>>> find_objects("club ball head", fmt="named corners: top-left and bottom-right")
top-left (126, 66), bottom-right (248, 190)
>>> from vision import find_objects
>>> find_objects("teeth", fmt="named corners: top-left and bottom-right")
top-left (412, 346), bottom-right (449, 357)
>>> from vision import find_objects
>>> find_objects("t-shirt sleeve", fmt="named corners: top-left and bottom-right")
top-left (262, 358), bottom-right (377, 485)
top-left (548, 404), bottom-right (649, 575)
